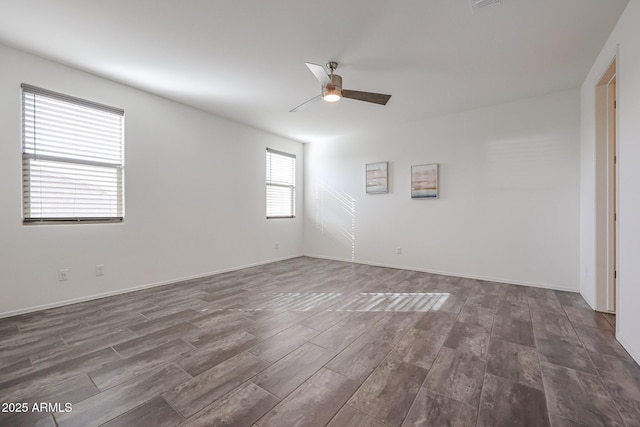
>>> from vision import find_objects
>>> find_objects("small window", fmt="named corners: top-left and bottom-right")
top-left (21, 84), bottom-right (124, 223)
top-left (266, 148), bottom-right (296, 218)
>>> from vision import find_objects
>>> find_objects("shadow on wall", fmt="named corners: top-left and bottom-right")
top-left (312, 180), bottom-right (357, 261)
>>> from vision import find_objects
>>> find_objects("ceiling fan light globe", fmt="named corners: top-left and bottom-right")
top-left (323, 93), bottom-right (341, 102)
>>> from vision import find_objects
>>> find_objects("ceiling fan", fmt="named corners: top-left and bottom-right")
top-left (290, 61), bottom-right (392, 112)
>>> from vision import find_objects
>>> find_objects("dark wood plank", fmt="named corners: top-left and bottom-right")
top-left (444, 321), bottom-right (492, 358)
top-left (128, 309), bottom-right (203, 335)
top-left (180, 382), bottom-right (279, 427)
top-left (535, 335), bottom-right (596, 374)
top-left (178, 331), bottom-right (261, 376)
top-left (248, 324), bottom-right (318, 363)
top-left (327, 405), bottom-right (386, 427)
top-left (478, 373), bottom-right (550, 427)
top-left (55, 364), bottom-right (191, 427)
top-left (100, 396), bottom-right (184, 427)
top-left (89, 339), bottom-right (194, 390)
top-left (457, 305), bottom-right (495, 329)
top-left (573, 325), bottom-right (633, 360)
top-left (414, 311), bottom-right (458, 335)
top-left (185, 315), bottom-right (255, 348)
top-left (298, 310), bottom-right (352, 332)
top-left (554, 291), bottom-right (592, 310)
top-left (540, 361), bottom-right (624, 426)
top-left (549, 412), bottom-right (590, 426)
top-left (486, 338), bottom-right (543, 390)
top-left (423, 347), bottom-right (486, 407)
top-left (402, 388), bottom-right (477, 427)
top-left (563, 306), bottom-right (613, 331)
top-left (491, 315), bottom-right (535, 347)
top-left (162, 352), bottom-right (270, 418)
top-left (348, 358), bottom-right (428, 426)
top-left (311, 311), bottom-right (382, 352)
top-left (0, 347), bottom-right (120, 402)
top-left (326, 313), bottom-right (417, 382)
top-left (253, 342), bottom-right (335, 398)
top-left (247, 311), bottom-right (312, 339)
top-left (531, 309), bottom-right (578, 340)
top-left (112, 322), bottom-right (200, 358)
top-left (588, 351), bottom-right (640, 426)
top-left (385, 328), bottom-right (446, 370)
top-left (256, 368), bottom-right (358, 427)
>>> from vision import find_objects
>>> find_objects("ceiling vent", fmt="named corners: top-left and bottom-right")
top-left (470, 0), bottom-right (501, 11)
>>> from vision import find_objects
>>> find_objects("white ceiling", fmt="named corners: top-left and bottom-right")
top-left (0, 0), bottom-right (629, 143)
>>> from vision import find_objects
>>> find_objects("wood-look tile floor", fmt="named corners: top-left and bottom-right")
top-left (1, 257), bottom-right (639, 427)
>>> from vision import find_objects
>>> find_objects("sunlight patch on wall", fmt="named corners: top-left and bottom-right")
top-left (313, 180), bottom-right (357, 261)
top-left (483, 135), bottom-right (563, 190)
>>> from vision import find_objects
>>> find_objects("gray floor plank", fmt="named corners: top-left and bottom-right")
top-left (491, 315), bottom-right (535, 347)
top-left (486, 338), bottom-right (543, 390)
top-left (348, 358), bottom-right (428, 426)
top-left (253, 342), bottom-right (335, 398)
top-left (100, 396), bottom-right (184, 427)
top-left (414, 310), bottom-right (458, 335)
top-left (540, 361), bottom-right (624, 426)
top-left (535, 335), bottom-right (596, 374)
top-left (162, 352), bottom-right (270, 418)
top-left (89, 339), bottom-right (194, 390)
top-left (423, 347), bottom-right (486, 407)
top-left (478, 373), bottom-right (550, 427)
top-left (179, 382), bottom-right (279, 427)
top-left (112, 322), bottom-right (201, 358)
top-left (55, 364), bottom-right (191, 427)
top-left (385, 328), bottom-right (447, 370)
top-left (401, 388), bottom-right (477, 427)
top-left (327, 404), bottom-right (386, 427)
top-left (310, 311), bottom-right (382, 352)
top-left (178, 330), bottom-right (261, 376)
top-left (248, 324), bottom-right (319, 363)
top-left (444, 320), bottom-right (492, 358)
top-left (255, 368), bottom-right (358, 427)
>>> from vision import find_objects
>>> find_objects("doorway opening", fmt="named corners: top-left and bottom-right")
top-left (595, 58), bottom-right (617, 313)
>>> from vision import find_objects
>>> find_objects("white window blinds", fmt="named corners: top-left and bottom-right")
top-left (21, 84), bottom-right (124, 223)
top-left (266, 148), bottom-right (296, 219)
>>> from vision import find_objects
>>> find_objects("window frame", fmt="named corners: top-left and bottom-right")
top-left (266, 148), bottom-right (296, 219)
top-left (21, 84), bottom-right (125, 224)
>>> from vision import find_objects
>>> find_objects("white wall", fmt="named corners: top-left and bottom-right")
top-left (304, 90), bottom-right (580, 291)
top-left (0, 44), bottom-right (303, 317)
top-left (580, 0), bottom-right (640, 362)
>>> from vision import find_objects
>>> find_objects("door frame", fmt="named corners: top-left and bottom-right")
top-left (595, 56), bottom-right (619, 314)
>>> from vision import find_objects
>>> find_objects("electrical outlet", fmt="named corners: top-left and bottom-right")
top-left (58, 269), bottom-right (69, 281)
top-left (396, 247), bottom-right (402, 255)
top-left (275, 241), bottom-right (279, 250)
top-left (96, 264), bottom-right (105, 276)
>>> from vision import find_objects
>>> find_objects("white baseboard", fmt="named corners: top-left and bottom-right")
top-left (303, 253), bottom-right (579, 292)
top-left (616, 332), bottom-right (640, 365)
top-left (0, 254), bottom-right (303, 319)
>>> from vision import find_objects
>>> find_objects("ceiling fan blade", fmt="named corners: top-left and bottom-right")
top-left (289, 94), bottom-right (322, 112)
top-left (305, 62), bottom-right (331, 87)
top-left (342, 90), bottom-right (392, 105)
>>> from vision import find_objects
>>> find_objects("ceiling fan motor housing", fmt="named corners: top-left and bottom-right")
top-left (323, 74), bottom-right (343, 98)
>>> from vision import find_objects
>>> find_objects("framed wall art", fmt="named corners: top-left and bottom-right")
top-left (366, 162), bottom-right (388, 194)
top-left (411, 163), bottom-right (438, 199)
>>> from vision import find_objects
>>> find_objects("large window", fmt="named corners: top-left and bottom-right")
top-left (266, 148), bottom-right (295, 218)
top-left (21, 84), bottom-right (124, 223)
